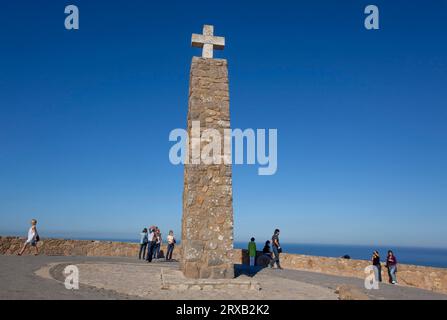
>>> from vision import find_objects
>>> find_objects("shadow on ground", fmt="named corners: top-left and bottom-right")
top-left (234, 264), bottom-right (265, 278)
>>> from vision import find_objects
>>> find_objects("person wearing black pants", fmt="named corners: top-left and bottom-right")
top-left (146, 241), bottom-right (156, 262)
top-left (138, 228), bottom-right (148, 260)
top-left (372, 250), bottom-right (382, 282)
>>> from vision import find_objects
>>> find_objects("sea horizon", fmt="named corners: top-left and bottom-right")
top-left (3, 233), bottom-right (447, 269)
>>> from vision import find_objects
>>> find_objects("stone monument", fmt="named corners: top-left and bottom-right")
top-left (180, 25), bottom-right (234, 279)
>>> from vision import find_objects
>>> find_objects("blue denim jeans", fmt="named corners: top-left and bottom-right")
top-left (388, 265), bottom-right (397, 283)
top-left (146, 241), bottom-right (156, 262)
top-left (166, 243), bottom-right (175, 260)
top-left (270, 246), bottom-right (281, 268)
top-left (153, 243), bottom-right (160, 259)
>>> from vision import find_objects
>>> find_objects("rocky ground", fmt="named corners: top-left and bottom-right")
top-left (1, 255), bottom-right (446, 300)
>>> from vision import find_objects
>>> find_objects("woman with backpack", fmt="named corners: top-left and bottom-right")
top-left (166, 230), bottom-right (176, 261)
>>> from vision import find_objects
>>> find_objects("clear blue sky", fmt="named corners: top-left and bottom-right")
top-left (1, 0), bottom-right (446, 247)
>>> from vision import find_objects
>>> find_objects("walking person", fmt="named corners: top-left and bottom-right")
top-left (18, 219), bottom-right (40, 256)
top-left (248, 237), bottom-right (257, 267)
top-left (146, 226), bottom-right (157, 263)
top-left (138, 228), bottom-right (149, 260)
top-left (372, 250), bottom-right (382, 282)
top-left (269, 229), bottom-right (283, 269)
top-left (386, 250), bottom-right (398, 284)
top-left (166, 230), bottom-right (176, 261)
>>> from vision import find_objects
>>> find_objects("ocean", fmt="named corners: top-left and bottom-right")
top-left (67, 236), bottom-right (447, 269)
top-left (235, 242), bottom-right (447, 269)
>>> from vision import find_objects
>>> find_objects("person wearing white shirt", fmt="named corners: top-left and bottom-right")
top-left (18, 219), bottom-right (39, 256)
top-left (166, 230), bottom-right (176, 261)
top-left (146, 226), bottom-right (157, 262)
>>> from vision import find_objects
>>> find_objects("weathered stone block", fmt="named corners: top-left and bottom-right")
top-left (183, 262), bottom-right (200, 278)
top-left (199, 266), bottom-right (212, 278)
top-left (182, 240), bottom-right (204, 262)
top-left (210, 265), bottom-right (234, 279)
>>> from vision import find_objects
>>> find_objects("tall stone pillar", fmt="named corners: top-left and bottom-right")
top-left (180, 56), bottom-right (234, 279)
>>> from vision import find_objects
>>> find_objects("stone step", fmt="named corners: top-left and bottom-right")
top-left (160, 268), bottom-right (260, 291)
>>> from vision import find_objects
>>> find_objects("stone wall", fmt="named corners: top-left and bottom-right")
top-left (181, 57), bottom-right (234, 279)
top-left (233, 249), bottom-right (447, 295)
top-left (2, 236), bottom-right (447, 295)
top-left (0, 236), bottom-right (181, 259)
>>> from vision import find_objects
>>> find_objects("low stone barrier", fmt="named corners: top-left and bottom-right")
top-left (0, 236), bottom-right (180, 259)
top-left (233, 249), bottom-right (447, 295)
top-left (2, 236), bottom-right (446, 294)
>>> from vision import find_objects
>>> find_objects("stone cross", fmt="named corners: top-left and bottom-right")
top-left (191, 25), bottom-right (225, 59)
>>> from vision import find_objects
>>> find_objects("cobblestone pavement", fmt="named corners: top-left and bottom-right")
top-left (1, 255), bottom-right (446, 300)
